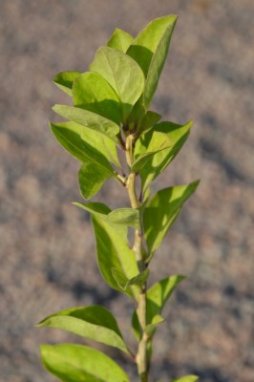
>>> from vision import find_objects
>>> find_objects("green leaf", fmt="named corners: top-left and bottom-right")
top-left (139, 120), bottom-right (193, 195)
top-left (107, 208), bottom-right (139, 227)
top-left (171, 376), bottom-right (199, 382)
top-left (139, 110), bottom-right (161, 132)
top-left (107, 28), bottom-right (133, 53)
top-left (41, 343), bottom-right (130, 382)
top-left (79, 162), bottom-right (110, 200)
top-left (132, 130), bottom-right (172, 171)
top-left (74, 202), bottom-right (139, 297)
top-left (53, 71), bottom-right (81, 96)
top-left (144, 181), bottom-right (199, 253)
top-left (37, 305), bottom-right (130, 354)
top-left (127, 15), bottom-right (177, 107)
top-left (50, 122), bottom-right (114, 176)
top-left (126, 269), bottom-right (150, 288)
top-left (89, 47), bottom-right (145, 120)
top-left (52, 104), bottom-right (120, 141)
top-left (132, 275), bottom-right (185, 339)
top-left (73, 72), bottom-right (122, 124)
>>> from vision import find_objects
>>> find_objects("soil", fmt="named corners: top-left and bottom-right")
top-left (0, 1), bottom-right (254, 381)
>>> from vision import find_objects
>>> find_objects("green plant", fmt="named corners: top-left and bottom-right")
top-left (38, 15), bottom-right (199, 382)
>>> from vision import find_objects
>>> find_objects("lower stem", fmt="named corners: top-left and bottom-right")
top-left (126, 170), bottom-right (149, 382)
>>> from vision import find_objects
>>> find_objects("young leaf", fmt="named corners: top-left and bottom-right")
top-left (171, 376), bottom-right (199, 382)
top-left (127, 15), bottom-right (177, 107)
top-left (89, 46), bottom-right (145, 120)
top-left (50, 122), bottom-right (114, 176)
top-left (139, 110), bottom-right (161, 132)
top-left (73, 72), bottom-right (122, 124)
top-left (126, 269), bottom-right (150, 288)
top-left (107, 208), bottom-right (140, 227)
top-left (53, 71), bottom-right (81, 96)
top-left (107, 28), bottom-right (133, 53)
top-left (79, 162), bottom-right (110, 200)
top-left (41, 343), bottom-right (130, 382)
top-left (138, 120), bottom-right (193, 195)
top-left (144, 181), bottom-right (199, 254)
top-left (132, 275), bottom-right (185, 339)
top-left (37, 305), bottom-right (130, 354)
top-left (52, 104), bottom-right (120, 141)
top-left (74, 202), bottom-right (139, 297)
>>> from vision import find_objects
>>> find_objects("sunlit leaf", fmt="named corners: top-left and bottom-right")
top-left (73, 72), bottom-right (122, 124)
top-left (41, 343), bottom-right (130, 382)
top-left (53, 104), bottom-right (120, 141)
top-left (171, 375), bottom-right (199, 382)
top-left (107, 28), bottom-right (133, 53)
top-left (89, 47), bottom-right (145, 120)
top-left (38, 305), bottom-right (130, 354)
top-left (79, 163), bottom-right (110, 200)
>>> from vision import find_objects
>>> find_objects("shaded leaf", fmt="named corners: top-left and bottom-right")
top-left (138, 120), bottom-right (193, 195)
top-left (41, 343), bottom-right (130, 382)
top-left (53, 71), bottom-right (81, 96)
top-left (73, 72), bottom-right (122, 124)
top-left (50, 122), bottom-right (114, 176)
top-left (107, 208), bottom-right (139, 227)
top-left (144, 181), bottom-right (200, 253)
top-left (127, 15), bottom-right (177, 107)
top-left (126, 269), bottom-right (150, 288)
top-left (74, 202), bottom-right (139, 297)
top-left (89, 47), bottom-right (145, 120)
top-left (139, 110), bottom-right (161, 132)
top-left (37, 305), bottom-right (129, 354)
top-left (107, 28), bottom-right (133, 53)
top-left (79, 162), bottom-right (110, 200)
top-left (53, 104), bottom-right (119, 141)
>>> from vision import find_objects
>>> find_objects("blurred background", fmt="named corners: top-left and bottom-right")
top-left (0, 1), bottom-right (254, 381)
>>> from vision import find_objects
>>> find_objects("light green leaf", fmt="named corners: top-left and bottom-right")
top-left (132, 130), bottom-right (172, 171)
top-left (144, 181), bottom-right (199, 253)
top-left (107, 208), bottom-right (139, 227)
top-left (53, 104), bottom-right (120, 141)
top-left (79, 162), bottom-right (110, 200)
top-left (89, 47), bottom-right (145, 120)
top-left (132, 275), bottom-right (185, 339)
top-left (73, 72), bottom-right (122, 124)
top-left (53, 71), bottom-right (81, 96)
top-left (172, 375), bottom-right (199, 382)
top-left (74, 202), bottom-right (139, 297)
top-left (107, 28), bottom-right (133, 53)
top-left (41, 344), bottom-right (130, 382)
top-left (50, 122), bottom-right (114, 176)
top-left (127, 15), bottom-right (177, 107)
top-left (139, 120), bottom-right (193, 195)
top-left (37, 305), bottom-right (130, 354)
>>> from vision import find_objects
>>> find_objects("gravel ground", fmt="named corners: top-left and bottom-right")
top-left (0, 1), bottom-right (254, 381)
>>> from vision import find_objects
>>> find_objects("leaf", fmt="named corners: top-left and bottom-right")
top-left (79, 162), bottom-right (110, 200)
top-left (132, 275), bottom-right (185, 339)
top-left (144, 181), bottom-right (199, 253)
top-left (41, 343), bottom-right (130, 382)
top-left (50, 122), bottom-right (114, 176)
top-left (132, 130), bottom-right (172, 171)
top-left (52, 104), bottom-right (120, 141)
top-left (139, 120), bottom-right (193, 195)
top-left (74, 202), bottom-right (139, 297)
top-left (171, 375), bottom-right (199, 382)
top-left (107, 208), bottom-right (139, 227)
top-left (89, 47), bottom-right (145, 120)
top-left (139, 110), bottom-right (161, 132)
top-left (126, 269), bottom-right (150, 288)
top-left (37, 305), bottom-right (130, 354)
top-left (53, 71), bottom-right (81, 96)
top-left (73, 72), bottom-right (122, 124)
top-left (107, 28), bottom-right (133, 53)
top-left (127, 15), bottom-right (177, 107)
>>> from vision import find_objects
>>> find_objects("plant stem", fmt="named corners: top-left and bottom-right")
top-left (126, 135), bottom-right (149, 382)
